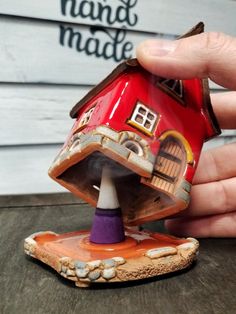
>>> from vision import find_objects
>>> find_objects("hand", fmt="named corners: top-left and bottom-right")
top-left (136, 32), bottom-right (236, 237)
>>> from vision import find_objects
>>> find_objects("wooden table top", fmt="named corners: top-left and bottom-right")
top-left (1, 193), bottom-right (236, 314)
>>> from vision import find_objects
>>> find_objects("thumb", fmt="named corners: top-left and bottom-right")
top-left (136, 32), bottom-right (236, 90)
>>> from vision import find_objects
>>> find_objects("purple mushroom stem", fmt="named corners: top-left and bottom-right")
top-left (90, 166), bottom-right (125, 244)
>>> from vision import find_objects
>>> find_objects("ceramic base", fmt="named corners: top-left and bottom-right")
top-left (24, 228), bottom-right (199, 288)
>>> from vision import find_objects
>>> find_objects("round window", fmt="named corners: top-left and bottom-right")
top-left (123, 140), bottom-right (143, 156)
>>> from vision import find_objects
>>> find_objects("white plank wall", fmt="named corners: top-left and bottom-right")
top-left (1, 0), bottom-right (236, 35)
top-left (0, 145), bottom-right (66, 195)
top-left (0, 15), bottom-right (223, 88)
top-left (0, 16), bottom-right (164, 84)
top-left (0, 0), bottom-right (236, 195)
top-left (0, 84), bottom-right (90, 145)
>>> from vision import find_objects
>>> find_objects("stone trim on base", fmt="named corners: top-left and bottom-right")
top-left (24, 230), bottom-right (199, 288)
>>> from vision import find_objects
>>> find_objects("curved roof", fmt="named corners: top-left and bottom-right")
top-left (69, 22), bottom-right (220, 137)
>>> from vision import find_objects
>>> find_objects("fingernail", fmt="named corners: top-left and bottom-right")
top-left (143, 40), bottom-right (177, 57)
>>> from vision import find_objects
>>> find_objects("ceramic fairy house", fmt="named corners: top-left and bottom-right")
top-left (24, 23), bottom-right (221, 287)
top-left (48, 52), bottom-right (220, 226)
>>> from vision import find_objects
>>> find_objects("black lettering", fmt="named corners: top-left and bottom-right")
top-left (97, 4), bottom-right (115, 25)
top-left (84, 37), bottom-right (100, 56)
top-left (102, 42), bottom-right (115, 60)
top-left (122, 41), bottom-right (133, 59)
top-left (59, 25), bottom-right (83, 51)
top-left (111, 29), bottom-right (128, 62)
top-left (79, 1), bottom-right (94, 19)
top-left (60, 0), bottom-right (138, 27)
top-left (61, 0), bottom-right (76, 17)
top-left (59, 24), bottom-right (133, 62)
top-left (116, 0), bottom-right (138, 26)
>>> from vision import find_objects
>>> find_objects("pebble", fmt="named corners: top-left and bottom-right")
top-left (130, 233), bottom-right (152, 241)
top-left (187, 238), bottom-right (199, 245)
top-left (88, 270), bottom-right (101, 281)
top-left (66, 269), bottom-right (75, 277)
top-left (102, 259), bottom-right (116, 268)
top-left (61, 266), bottom-right (67, 273)
top-left (60, 257), bottom-right (71, 265)
top-left (87, 260), bottom-right (101, 270)
top-left (76, 268), bottom-right (89, 278)
top-left (146, 247), bottom-right (177, 259)
top-left (102, 268), bottom-right (116, 280)
top-left (112, 257), bottom-right (126, 265)
top-left (177, 242), bottom-right (195, 250)
top-left (74, 261), bottom-right (87, 269)
top-left (25, 237), bottom-right (36, 245)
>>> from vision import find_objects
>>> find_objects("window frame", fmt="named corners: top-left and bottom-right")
top-left (127, 101), bottom-right (158, 137)
top-left (156, 78), bottom-right (185, 105)
top-left (73, 104), bottom-right (96, 134)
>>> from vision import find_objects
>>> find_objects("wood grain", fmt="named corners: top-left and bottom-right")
top-left (0, 16), bottom-right (164, 85)
top-left (0, 145), bottom-right (65, 195)
top-left (0, 192), bottom-right (84, 208)
top-left (0, 84), bottom-right (89, 145)
top-left (0, 194), bottom-right (236, 314)
top-left (1, 14), bottom-right (235, 85)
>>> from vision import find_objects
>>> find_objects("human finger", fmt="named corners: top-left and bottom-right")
top-left (183, 177), bottom-right (236, 217)
top-left (211, 92), bottom-right (236, 129)
top-left (165, 212), bottom-right (236, 237)
top-left (193, 142), bottom-right (236, 184)
top-left (136, 32), bottom-right (236, 90)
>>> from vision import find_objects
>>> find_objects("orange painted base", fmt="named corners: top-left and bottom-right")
top-left (24, 228), bottom-right (199, 288)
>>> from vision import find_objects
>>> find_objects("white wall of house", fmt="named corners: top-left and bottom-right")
top-left (0, 0), bottom-right (236, 195)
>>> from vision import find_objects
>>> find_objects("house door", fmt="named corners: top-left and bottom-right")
top-left (151, 136), bottom-right (187, 194)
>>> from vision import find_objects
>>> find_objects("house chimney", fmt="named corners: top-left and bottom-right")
top-left (90, 166), bottom-right (125, 244)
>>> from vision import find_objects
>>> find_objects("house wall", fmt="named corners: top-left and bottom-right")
top-left (0, 0), bottom-right (236, 195)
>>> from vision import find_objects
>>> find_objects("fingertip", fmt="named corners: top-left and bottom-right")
top-left (165, 213), bottom-right (236, 238)
top-left (136, 39), bottom-right (179, 77)
top-left (136, 39), bottom-right (177, 58)
top-left (165, 218), bottom-right (207, 238)
top-left (136, 40), bottom-right (156, 73)
top-left (137, 32), bottom-right (236, 88)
